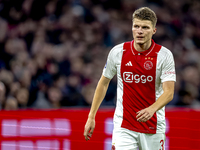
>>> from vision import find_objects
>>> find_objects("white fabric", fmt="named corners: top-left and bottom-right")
top-left (103, 42), bottom-right (176, 134)
top-left (112, 127), bottom-right (165, 150)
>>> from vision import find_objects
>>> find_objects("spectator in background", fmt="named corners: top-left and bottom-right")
top-left (16, 88), bottom-right (29, 109)
top-left (4, 96), bottom-right (18, 110)
top-left (176, 90), bottom-right (200, 108)
top-left (9, 82), bottom-right (21, 98)
top-left (0, 0), bottom-right (199, 109)
top-left (61, 74), bottom-right (88, 106)
top-left (47, 86), bottom-right (62, 109)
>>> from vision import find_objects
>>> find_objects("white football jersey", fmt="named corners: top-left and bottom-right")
top-left (103, 40), bottom-right (176, 134)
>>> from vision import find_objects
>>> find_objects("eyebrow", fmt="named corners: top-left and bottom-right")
top-left (133, 24), bottom-right (151, 27)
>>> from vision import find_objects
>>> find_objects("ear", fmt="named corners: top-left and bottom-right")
top-left (153, 27), bottom-right (157, 35)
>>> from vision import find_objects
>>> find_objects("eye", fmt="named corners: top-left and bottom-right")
top-left (142, 26), bottom-right (149, 29)
top-left (134, 25), bottom-right (139, 28)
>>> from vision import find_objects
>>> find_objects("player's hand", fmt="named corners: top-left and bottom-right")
top-left (84, 117), bottom-right (95, 141)
top-left (136, 107), bottom-right (155, 122)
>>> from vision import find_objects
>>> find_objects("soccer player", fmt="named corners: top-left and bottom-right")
top-left (84, 7), bottom-right (176, 150)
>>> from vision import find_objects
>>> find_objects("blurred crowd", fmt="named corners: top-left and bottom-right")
top-left (0, 0), bottom-right (200, 110)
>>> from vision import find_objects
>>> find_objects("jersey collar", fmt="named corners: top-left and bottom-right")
top-left (131, 39), bottom-right (156, 56)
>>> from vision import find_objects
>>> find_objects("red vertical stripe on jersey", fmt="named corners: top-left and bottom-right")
top-left (121, 40), bottom-right (161, 134)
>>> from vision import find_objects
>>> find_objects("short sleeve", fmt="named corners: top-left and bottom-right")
top-left (102, 48), bottom-right (117, 79)
top-left (160, 50), bottom-right (176, 83)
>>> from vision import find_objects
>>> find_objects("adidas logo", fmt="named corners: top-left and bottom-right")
top-left (125, 61), bottom-right (133, 66)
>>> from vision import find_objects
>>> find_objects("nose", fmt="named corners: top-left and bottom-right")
top-left (138, 27), bottom-right (143, 34)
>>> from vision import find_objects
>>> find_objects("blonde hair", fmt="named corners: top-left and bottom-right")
top-left (132, 7), bottom-right (157, 27)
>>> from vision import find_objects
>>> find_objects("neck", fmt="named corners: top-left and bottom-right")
top-left (134, 40), bottom-right (152, 52)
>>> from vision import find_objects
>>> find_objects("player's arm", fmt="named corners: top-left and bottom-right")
top-left (84, 75), bottom-right (111, 141)
top-left (136, 81), bottom-right (175, 122)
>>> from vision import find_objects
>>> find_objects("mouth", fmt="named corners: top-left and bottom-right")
top-left (136, 36), bottom-right (144, 39)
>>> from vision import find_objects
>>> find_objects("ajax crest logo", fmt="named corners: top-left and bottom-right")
top-left (144, 61), bottom-right (153, 70)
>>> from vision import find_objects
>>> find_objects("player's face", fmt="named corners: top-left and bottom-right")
top-left (132, 18), bottom-right (156, 45)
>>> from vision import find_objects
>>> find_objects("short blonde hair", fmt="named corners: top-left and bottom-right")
top-left (132, 7), bottom-right (157, 27)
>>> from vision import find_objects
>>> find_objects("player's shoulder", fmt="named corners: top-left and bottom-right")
top-left (158, 45), bottom-right (173, 57)
top-left (108, 42), bottom-right (124, 57)
top-left (110, 43), bottom-right (124, 53)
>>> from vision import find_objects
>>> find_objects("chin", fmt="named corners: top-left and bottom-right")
top-left (135, 41), bottom-right (144, 45)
